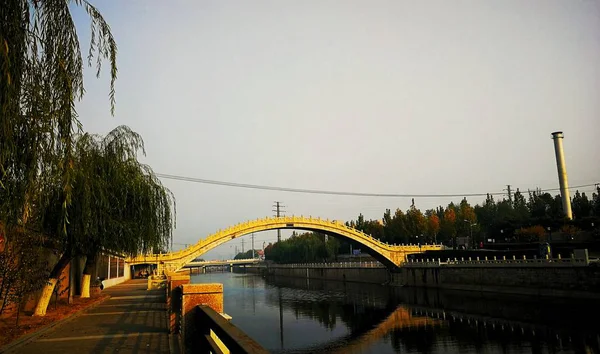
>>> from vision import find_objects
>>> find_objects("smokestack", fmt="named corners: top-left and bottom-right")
top-left (551, 131), bottom-right (572, 219)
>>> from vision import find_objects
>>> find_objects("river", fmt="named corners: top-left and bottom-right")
top-left (191, 271), bottom-right (600, 353)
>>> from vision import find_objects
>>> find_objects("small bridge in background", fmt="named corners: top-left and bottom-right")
top-left (128, 216), bottom-right (443, 274)
top-left (184, 258), bottom-right (262, 268)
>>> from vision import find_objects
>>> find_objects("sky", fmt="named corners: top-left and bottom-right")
top-left (74, 0), bottom-right (600, 260)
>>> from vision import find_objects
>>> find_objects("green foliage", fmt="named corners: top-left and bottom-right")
top-left (343, 189), bottom-right (597, 249)
top-left (41, 126), bottom-right (175, 260)
top-left (234, 250), bottom-right (259, 259)
top-left (0, 0), bottom-right (118, 234)
top-left (594, 186), bottom-right (600, 217)
top-left (265, 232), bottom-right (337, 263)
top-left (512, 189), bottom-right (529, 222)
top-left (572, 191), bottom-right (593, 219)
top-left (265, 188), bottom-right (599, 263)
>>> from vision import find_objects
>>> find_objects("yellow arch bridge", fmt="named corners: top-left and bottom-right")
top-left (127, 216), bottom-right (442, 274)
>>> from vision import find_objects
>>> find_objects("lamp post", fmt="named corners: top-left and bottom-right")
top-left (547, 227), bottom-right (552, 243)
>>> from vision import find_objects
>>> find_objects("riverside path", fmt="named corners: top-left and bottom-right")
top-left (9, 279), bottom-right (169, 354)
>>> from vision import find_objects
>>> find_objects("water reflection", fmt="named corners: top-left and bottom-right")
top-left (193, 272), bottom-right (600, 353)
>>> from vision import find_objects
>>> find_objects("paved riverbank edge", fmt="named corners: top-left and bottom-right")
top-left (2, 280), bottom-right (170, 354)
top-left (0, 295), bottom-right (110, 353)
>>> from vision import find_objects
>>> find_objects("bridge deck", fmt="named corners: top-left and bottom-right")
top-left (12, 280), bottom-right (169, 354)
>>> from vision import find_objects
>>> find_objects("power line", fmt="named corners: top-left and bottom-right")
top-left (155, 172), bottom-right (598, 199)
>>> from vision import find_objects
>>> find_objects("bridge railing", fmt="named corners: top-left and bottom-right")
top-left (192, 305), bottom-right (269, 354)
top-left (403, 255), bottom-right (590, 267)
top-left (128, 215), bottom-right (444, 264)
top-left (271, 261), bottom-right (386, 269)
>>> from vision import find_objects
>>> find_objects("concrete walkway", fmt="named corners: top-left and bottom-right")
top-left (13, 279), bottom-right (169, 354)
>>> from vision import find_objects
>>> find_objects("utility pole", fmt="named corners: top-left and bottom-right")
top-left (251, 233), bottom-right (255, 259)
top-left (273, 201), bottom-right (285, 243)
top-left (504, 185), bottom-right (513, 204)
top-left (241, 239), bottom-right (245, 254)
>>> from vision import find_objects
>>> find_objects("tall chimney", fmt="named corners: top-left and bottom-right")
top-left (551, 131), bottom-right (572, 219)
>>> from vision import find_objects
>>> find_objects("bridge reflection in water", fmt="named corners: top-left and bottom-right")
top-left (193, 272), bottom-right (600, 354)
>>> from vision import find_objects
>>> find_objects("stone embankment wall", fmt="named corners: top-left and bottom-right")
top-left (393, 265), bottom-right (600, 299)
top-left (246, 266), bottom-right (390, 284)
top-left (245, 264), bottom-right (600, 299)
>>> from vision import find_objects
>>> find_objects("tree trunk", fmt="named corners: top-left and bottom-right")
top-left (33, 252), bottom-right (71, 316)
top-left (16, 298), bottom-right (22, 326)
top-left (0, 277), bottom-right (8, 315)
top-left (0, 286), bottom-right (9, 315)
top-left (80, 253), bottom-right (96, 298)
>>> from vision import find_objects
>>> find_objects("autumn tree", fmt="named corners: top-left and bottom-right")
top-left (426, 212), bottom-right (441, 243)
top-left (560, 224), bottom-right (580, 241)
top-left (515, 225), bottom-right (546, 242)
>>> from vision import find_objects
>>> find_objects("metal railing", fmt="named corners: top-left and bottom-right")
top-left (270, 261), bottom-right (386, 269)
top-left (193, 305), bottom-right (268, 354)
top-left (403, 255), bottom-right (589, 268)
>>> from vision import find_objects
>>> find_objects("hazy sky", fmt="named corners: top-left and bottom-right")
top-left (76, 1), bottom-right (600, 260)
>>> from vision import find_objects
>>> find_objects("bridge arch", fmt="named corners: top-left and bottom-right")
top-left (127, 216), bottom-right (442, 273)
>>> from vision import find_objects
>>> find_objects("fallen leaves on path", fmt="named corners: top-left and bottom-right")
top-left (0, 295), bottom-right (109, 347)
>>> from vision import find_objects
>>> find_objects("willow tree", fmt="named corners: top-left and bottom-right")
top-left (34, 126), bottom-right (174, 315)
top-left (0, 1), bottom-right (117, 238)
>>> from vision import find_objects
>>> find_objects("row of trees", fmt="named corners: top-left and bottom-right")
top-left (265, 189), bottom-right (600, 263)
top-left (346, 190), bottom-right (600, 247)
top-left (265, 232), bottom-right (340, 264)
top-left (1, 1), bottom-right (174, 317)
top-left (234, 250), bottom-right (261, 259)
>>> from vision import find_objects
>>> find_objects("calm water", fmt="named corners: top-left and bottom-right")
top-left (192, 271), bottom-right (600, 354)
